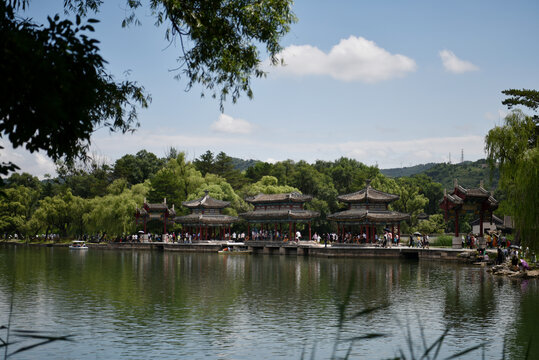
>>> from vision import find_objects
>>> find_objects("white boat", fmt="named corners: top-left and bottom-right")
top-left (69, 240), bottom-right (88, 250)
top-left (218, 247), bottom-right (252, 254)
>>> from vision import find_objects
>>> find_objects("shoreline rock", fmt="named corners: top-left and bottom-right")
top-left (487, 263), bottom-right (539, 278)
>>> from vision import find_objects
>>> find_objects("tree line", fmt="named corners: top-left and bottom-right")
top-left (1, 151), bottom-right (454, 240)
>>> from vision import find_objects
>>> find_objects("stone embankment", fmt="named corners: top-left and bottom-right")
top-left (487, 263), bottom-right (539, 279)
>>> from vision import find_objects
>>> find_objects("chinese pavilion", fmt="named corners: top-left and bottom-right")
top-left (327, 181), bottom-right (410, 242)
top-left (239, 192), bottom-right (319, 241)
top-left (174, 192), bottom-right (239, 241)
top-left (135, 198), bottom-right (176, 234)
top-left (439, 179), bottom-right (498, 239)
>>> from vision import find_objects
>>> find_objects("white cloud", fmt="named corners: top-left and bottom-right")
top-left (0, 140), bottom-right (56, 179)
top-left (2, 128), bottom-right (488, 179)
top-left (336, 135), bottom-right (485, 167)
top-left (91, 130), bottom-right (486, 169)
top-left (271, 36), bottom-right (416, 82)
top-left (210, 114), bottom-right (254, 134)
top-left (439, 50), bottom-right (479, 73)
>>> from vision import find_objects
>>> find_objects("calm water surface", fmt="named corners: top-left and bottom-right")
top-left (0, 245), bottom-right (537, 359)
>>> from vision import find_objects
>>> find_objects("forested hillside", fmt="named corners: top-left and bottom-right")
top-left (231, 157), bottom-right (259, 171)
top-left (382, 159), bottom-right (500, 190)
top-left (381, 163), bottom-right (437, 178)
top-left (421, 159), bottom-right (500, 191)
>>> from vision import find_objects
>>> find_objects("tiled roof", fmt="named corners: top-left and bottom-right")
top-left (337, 185), bottom-right (399, 203)
top-left (459, 185), bottom-right (490, 198)
top-left (135, 208), bottom-right (148, 216)
top-left (444, 193), bottom-right (463, 205)
top-left (470, 214), bottom-right (504, 226)
top-left (239, 209), bottom-right (319, 221)
top-left (139, 202), bottom-right (175, 217)
top-left (182, 194), bottom-right (230, 209)
top-left (327, 209), bottom-right (410, 222)
top-left (144, 202), bottom-right (168, 212)
top-left (245, 192), bottom-right (312, 204)
top-left (174, 214), bottom-right (239, 225)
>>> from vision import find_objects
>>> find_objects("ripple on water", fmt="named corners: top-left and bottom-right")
top-left (1, 248), bottom-right (538, 359)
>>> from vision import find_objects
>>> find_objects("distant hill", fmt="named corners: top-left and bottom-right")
top-left (383, 159), bottom-right (500, 191)
top-left (230, 157), bottom-right (260, 172)
top-left (381, 163), bottom-right (438, 178)
top-left (422, 159), bottom-right (500, 191)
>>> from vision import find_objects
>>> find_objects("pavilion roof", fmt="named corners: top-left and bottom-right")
top-left (144, 202), bottom-right (169, 212)
top-left (245, 192), bottom-right (312, 204)
top-left (443, 193), bottom-right (464, 205)
top-left (182, 193), bottom-right (230, 209)
top-left (441, 180), bottom-right (498, 211)
top-left (239, 209), bottom-right (319, 221)
top-left (470, 214), bottom-right (504, 226)
top-left (455, 183), bottom-right (490, 198)
top-left (175, 213), bottom-right (239, 225)
top-left (337, 183), bottom-right (399, 204)
top-left (327, 209), bottom-right (410, 223)
top-left (135, 208), bottom-right (147, 217)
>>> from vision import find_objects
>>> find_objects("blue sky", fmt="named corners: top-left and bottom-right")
top-left (4, 0), bottom-right (539, 177)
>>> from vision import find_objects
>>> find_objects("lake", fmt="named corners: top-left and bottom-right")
top-left (0, 245), bottom-right (537, 359)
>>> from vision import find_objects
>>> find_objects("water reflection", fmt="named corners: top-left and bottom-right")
top-left (0, 246), bottom-right (537, 359)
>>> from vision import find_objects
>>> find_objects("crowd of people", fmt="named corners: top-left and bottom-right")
top-left (408, 233), bottom-right (430, 248)
top-left (461, 232), bottom-right (509, 249)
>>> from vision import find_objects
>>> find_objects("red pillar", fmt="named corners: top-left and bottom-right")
top-left (308, 221), bottom-right (312, 242)
top-left (398, 223), bottom-right (401, 242)
top-left (479, 208), bottom-right (484, 236)
top-left (455, 209), bottom-right (460, 237)
top-left (247, 223), bottom-right (250, 241)
top-left (289, 221), bottom-right (292, 242)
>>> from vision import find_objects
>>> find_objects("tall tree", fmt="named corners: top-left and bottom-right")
top-left (113, 150), bottom-right (165, 185)
top-left (486, 107), bottom-right (538, 250)
top-left (0, 185), bottom-right (40, 238)
top-left (85, 183), bottom-right (148, 237)
top-left (31, 189), bottom-right (83, 237)
top-left (3, 172), bottom-right (42, 191)
top-left (108, 0), bottom-right (296, 108)
top-left (1, 0), bottom-right (295, 174)
top-left (241, 175), bottom-right (299, 197)
top-left (193, 150), bottom-right (215, 176)
top-left (0, 1), bottom-right (149, 174)
top-left (213, 151), bottom-right (247, 190)
top-left (501, 89), bottom-right (539, 112)
top-left (148, 153), bottom-right (205, 209)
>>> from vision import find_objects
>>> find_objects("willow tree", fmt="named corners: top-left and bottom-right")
top-left (486, 93), bottom-right (539, 250)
